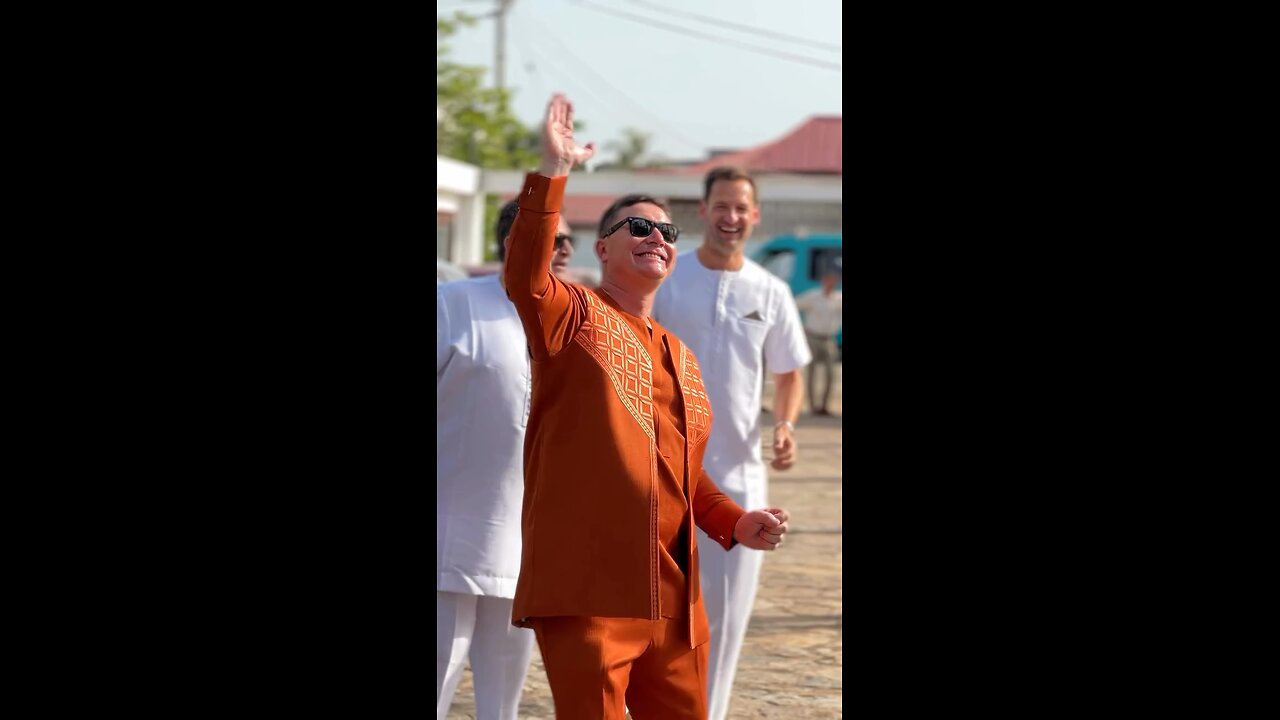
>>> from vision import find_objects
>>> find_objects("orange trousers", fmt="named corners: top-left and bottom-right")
top-left (531, 616), bottom-right (709, 719)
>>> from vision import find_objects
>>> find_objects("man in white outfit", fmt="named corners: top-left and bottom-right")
top-left (652, 166), bottom-right (811, 720)
top-left (436, 201), bottom-right (575, 720)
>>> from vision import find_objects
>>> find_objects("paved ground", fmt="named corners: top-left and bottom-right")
top-left (447, 364), bottom-right (843, 718)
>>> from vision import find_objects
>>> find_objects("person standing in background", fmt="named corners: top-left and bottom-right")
top-left (436, 200), bottom-right (575, 720)
top-left (794, 267), bottom-right (843, 415)
top-left (652, 166), bottom-right (812, 720)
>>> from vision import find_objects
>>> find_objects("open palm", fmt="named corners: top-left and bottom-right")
top-left (540, 93), bottom-right (595, 176)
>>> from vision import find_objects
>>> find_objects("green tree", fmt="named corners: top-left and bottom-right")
top-left (604, 128), bottom-right (651, 169)
top-left (598, 127), bottom-right (670, 170)
top-left (437, 13), bottom-right (594, 260)
top-left (437, 13), bottom-right (540, 261)
top-left (437, 13), bottom-right (539, 170)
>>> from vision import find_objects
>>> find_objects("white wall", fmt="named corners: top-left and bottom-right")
top-left (438, 160), bottom-right (842, 267)
top-left (480, 169), bottom-right (842, 203)
top-left (437, 156), bottom-right (485, 265)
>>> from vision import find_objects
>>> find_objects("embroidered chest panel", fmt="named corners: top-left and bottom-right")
top-left (575, 291), bottom-right (657, 443)
top-left (574, 290), bottom-right (713, 450)
top-left (678, 344), bottom-right (712, 449)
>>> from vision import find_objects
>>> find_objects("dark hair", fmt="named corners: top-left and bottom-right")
top-left (703, 166), bottom-right (758, 204)
top-left (598, 194), bottom-right (671, 238)
top-left (494, 200), bottom-right (521, 263)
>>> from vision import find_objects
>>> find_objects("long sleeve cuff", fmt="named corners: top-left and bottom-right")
top-left (699, 499), bottom-right (746, 551)
top-left (518, 172), bottom-right (566, 213)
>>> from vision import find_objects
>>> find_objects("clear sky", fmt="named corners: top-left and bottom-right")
top-left (438, 0), bottom-right (842, 166)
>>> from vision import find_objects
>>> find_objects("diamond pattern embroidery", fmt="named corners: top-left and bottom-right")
top-left (680, 344), bottom-right (712, 448)
top-left (576, 291), bottom-right (655, 442)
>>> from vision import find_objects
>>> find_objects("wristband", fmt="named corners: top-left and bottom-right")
top-left (774, 420), bottom-right (795, 432)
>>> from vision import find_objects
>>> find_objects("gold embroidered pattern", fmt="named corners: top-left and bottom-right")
top-left (679, 342), bottom-right (712, 448)
top-left (574, 290), bottom-right (655, 443)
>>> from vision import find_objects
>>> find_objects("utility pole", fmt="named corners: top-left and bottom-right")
top-left (494, 0), bottom-right (514, 91)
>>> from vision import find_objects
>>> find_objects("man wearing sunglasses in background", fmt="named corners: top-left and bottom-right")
top-left (436, 200), bottom-right (575, 719)
top-left (503, 92), bottom-right (791, 719)
top-left (652, 166), bottom-right (812, 720)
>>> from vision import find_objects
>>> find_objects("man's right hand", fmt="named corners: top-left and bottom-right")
top-left (539, 93), bottom-right (595, 177)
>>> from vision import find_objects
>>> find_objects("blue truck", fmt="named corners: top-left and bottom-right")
top-left (751, 233), bottom-right (843, 354)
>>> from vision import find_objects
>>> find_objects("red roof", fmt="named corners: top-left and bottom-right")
top-left (671, 116), bottom-right (842, 175)
top-left (500, 116), bottom-right (839, 224)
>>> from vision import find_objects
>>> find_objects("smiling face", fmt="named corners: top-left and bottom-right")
top-left (699, 177), bottom-right (760, 265)
top-left (595, 202), bottom-right (677, 289)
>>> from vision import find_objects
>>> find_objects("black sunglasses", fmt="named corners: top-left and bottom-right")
top-left (554, 233), bottom-right (572, 249)
top-left (603, 217), bottom-right (679, 244)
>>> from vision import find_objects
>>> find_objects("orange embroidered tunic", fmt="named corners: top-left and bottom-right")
top-left (505, 173), bottom-right (745, 647)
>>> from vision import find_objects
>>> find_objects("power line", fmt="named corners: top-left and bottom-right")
top-left (515, 28), bottom-right (706, 155)
top-left (519, 11), bottom-right (710, 154)
top-left (569, 0), bottom-right (840, 72)
top-left (627, 0), bottom-right (841, 53)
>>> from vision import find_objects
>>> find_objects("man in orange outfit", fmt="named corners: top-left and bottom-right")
top-left (503, 92), bottom-right (791, 719)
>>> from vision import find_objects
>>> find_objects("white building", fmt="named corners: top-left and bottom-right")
top-left (437, 116), bottom-right (842, 271)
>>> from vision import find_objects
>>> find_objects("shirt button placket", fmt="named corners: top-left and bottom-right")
top-left (715, 272), bottom-right (730, 345)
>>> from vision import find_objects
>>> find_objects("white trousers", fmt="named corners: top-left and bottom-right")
top-left (699, 531), bottom-right (765, 720)
top-left (436, 591), bottom-right (536, 720)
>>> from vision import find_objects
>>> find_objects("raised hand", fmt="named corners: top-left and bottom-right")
top-left (538, 93), bottom-right (596, 177)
